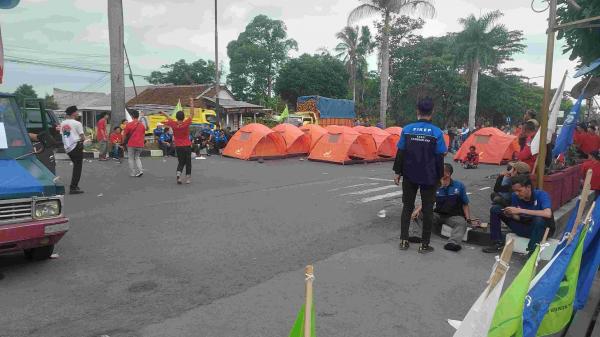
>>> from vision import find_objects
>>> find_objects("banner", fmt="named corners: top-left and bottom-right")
top-left (531, 71), bottom-right (566, 155)
top-left (575, 198), bottom-right (600, 310)
top-left (488, 246), bottom-right (541, 337)
top-left (552, 95), bottom-right (584, 157)
top-left (288, 304), bottom-right (316, 337)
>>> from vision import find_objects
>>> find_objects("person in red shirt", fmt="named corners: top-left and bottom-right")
top-left (96, 112), bottom-right (109, 160)
top-left (123, 109), bottom-right (146, 177)
top-left (109, 126), bottom-right (124, 162)
top-left (160, 100), bottom-right (196, 184)
top-left (463, 145), bottom-right (479, 169)
top-left (517, 120), bottom-right (538, 172)
top-left (582, 150), bottom-right (600, 198)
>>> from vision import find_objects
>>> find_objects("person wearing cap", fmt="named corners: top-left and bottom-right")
top-left (60, 105), bottom-right (85, 194)
top-left (394, 97), bottom-right (447, 254)
top-left (483, 174), bottom-right (555, 254)
top-left (582, 150), bottom-right (600, 199)
top-left (490, 161), bottom-right (531, 207)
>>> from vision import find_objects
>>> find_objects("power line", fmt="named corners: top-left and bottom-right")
top-left (5, 56), bottom-right (148, 78)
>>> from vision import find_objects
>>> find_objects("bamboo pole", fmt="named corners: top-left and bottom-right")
top-left (568, 169), bottom-right (593, 244)
top-left (541, 227), bottom-right (551, 245)
top-left (486, 239), bottom-right (514, 298)
top-left (304, 265), bottom-right (314, 337)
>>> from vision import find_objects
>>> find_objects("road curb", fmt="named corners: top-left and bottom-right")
top-left (56, 150), bottom-right (165, 160)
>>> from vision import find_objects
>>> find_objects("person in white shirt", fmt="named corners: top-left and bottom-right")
top-left (60, 106), bottom-right (85, 194)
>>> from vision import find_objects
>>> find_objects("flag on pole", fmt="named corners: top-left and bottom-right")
top-left (288, 304), bottom-right (316, 337)
top-left (449, 273), bottom-right (507, 337)
top-left (531, 71), bottom-right (567, 155)
top-left (575, 198), bottom-right (600, 310)
top-left (171, 99), bottom-right (183, 118)
top-left (522, 225), bottom-right (587, 337)
top-left (552, 94), bottom-right (584, 157)
top-left (488, 245), bottom-right (541, 337)
top-left (280, 105), bottom-right (289, 122)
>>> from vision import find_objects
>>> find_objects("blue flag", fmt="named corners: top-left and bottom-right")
top-left (575, 197), bottom-right (600, 310)
top-left (552, 95), bottom-right (584, 157)
top-left (522, 225), bottom-right (585, 337)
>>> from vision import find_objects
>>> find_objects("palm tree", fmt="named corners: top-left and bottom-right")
top-left (348, 0), bottom-right (435, 127)
top-left (455, 10), bottom-right (510, 130)
top-left (335, 26), bottom-right (375, 102)
top-left (335, 26), bottom-right (360, 102)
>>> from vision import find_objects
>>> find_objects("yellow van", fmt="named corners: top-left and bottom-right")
top-left (147, 108), bottom-right (217, 134)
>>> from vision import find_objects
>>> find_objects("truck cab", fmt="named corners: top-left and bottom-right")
top-left (0, 94), bottom-right (69, 260)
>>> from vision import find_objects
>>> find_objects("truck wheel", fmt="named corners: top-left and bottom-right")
top-left (24, 245), bottom-right (54, 261)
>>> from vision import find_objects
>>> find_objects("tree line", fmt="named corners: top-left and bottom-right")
top-left (147, 0), bottom-right (589, 128)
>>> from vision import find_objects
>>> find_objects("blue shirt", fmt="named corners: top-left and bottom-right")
top-left (159, 133), bottom-right (172, 144)
top-left (511, 189), bottom-right (552, 218)
top-left (397, 120), bottom-right (447, 186)
top-left (435, 179), bottom-right (469, 217)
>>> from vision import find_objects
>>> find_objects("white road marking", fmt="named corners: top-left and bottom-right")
top-left (479, 187), bottom-right (491, 191)
top-left (340, 185), bottom-right (397, 196)
top-left (467, 192), bottom-right (473, 195)
top-left (365, 177), bottom-right (395, 182)
top-left (359, 191), bottom-right (403, 203)
top-left (328, 183), bottom-right (379, 192)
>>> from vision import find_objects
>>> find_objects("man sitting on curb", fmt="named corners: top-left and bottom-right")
top-left (490, 161), bottom-right (531, 207)
top-left (482, 174), bottom-right (555, 254)
top-left (410, 163), bottom-right (473, 252)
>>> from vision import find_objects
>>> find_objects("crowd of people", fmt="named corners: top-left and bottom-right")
top-left (60, 99), bottom-right (600, 256)
top-left (392, 97), bottom-right (599, 255)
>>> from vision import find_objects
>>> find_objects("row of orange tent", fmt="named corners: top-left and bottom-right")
top-left (222, 123), bottom-right (405, 164)
top-left (223, 123), bottom-right (519, 165)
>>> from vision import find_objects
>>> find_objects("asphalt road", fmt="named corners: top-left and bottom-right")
top-left (0, 154), bottom-right (506, 337)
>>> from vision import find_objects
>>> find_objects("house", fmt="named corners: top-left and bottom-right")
top-left (53, 85), bottom-right (160, 130)
top-left (126, 84), bottom-right (269, 130)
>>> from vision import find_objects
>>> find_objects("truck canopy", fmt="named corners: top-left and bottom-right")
top-left (297, 96), bottom-right (355, 119)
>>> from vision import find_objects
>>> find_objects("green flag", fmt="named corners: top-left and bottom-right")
top-left (537, 229), bottom-right (587, 335)
top-left (171, 99), bottom-right (183, 118)
top-left (280, 105), bottom-right (289, 122)
top-left (488, 246), bottom-right (540, 337)
top-left (288, 304), bottom-right (316, 337)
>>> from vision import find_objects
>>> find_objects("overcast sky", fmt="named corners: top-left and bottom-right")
top-left (1, 0), bottom-right (581, 96)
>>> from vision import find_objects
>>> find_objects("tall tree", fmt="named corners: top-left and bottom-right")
top-left (275, 53), bottom-right (349, 104)
top-left (14, 84), bottom-right (37, 107)
top-left (557, 0), bottom-right (600, 66)
top-left (348, 0), bottom-right (435, 127)
top-left (336, 26), bottom-right (375, 103)
top-left (227, 15), bottom-right (297, 102)
top-left (454, 10), bottom-right (525, 130)
top-left (146, 59), bottom-right (216, 85)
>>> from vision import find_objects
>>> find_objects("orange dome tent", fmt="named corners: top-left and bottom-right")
top-left (454, 127), bottom-right (519, 165)
top-left (309, 125), bottom-right (378, 164)
top-left (299, 124), bottom-right (327, 150)
top-left (223, 123), bottom-right (287, 160)
top-left (385, 126), bottom-right (449, 148)
top-left (354, 126), bottom-right (398, 159)
top-left (272, 123), bottom-right (311, 156)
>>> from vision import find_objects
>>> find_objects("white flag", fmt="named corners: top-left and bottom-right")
top-left (532, 71), bottom-right (567, 155)
top-left (448, 274), bottom-right (507, 337)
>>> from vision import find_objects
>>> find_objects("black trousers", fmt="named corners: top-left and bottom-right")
top-left (67, 142), bottom-right (83, 190)
top-left (400, 179), bottom-right (437, 245)
top-left (176, 146), bottom-right (192, 175)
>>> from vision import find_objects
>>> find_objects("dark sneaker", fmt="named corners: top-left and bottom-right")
top-left (418, 244), bottom-right (434, 254)
top-left (398, 240), bottom-right (409, 250)
top-left (408, 236), bottom-right (422, 243)
top-left (444, 243), bottom-right (462, 252)
top-left (482, 242), bottom-right (505, 253)
top-left (69, 189), bottom-right (84, 195)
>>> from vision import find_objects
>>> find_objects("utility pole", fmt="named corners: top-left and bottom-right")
top-left (214, 0), bottom-right (222, 128)
top-left (536, 0), bottom-right (556, 189)
top-left (108, 0), bottom-right (125, 122)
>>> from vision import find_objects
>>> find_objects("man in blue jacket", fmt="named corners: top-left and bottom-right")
top-left (393, 97), bottom-right (447, 253)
